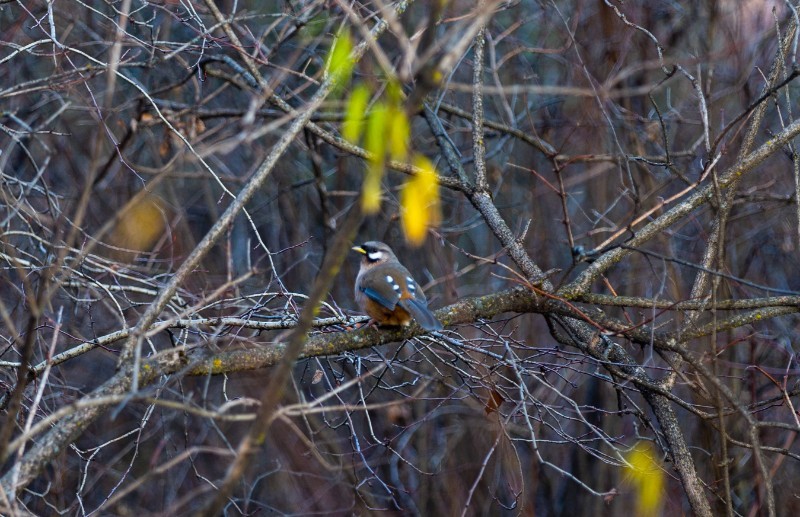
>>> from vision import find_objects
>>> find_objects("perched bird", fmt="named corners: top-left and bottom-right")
top-left (352, 241), bottom-right (443, 331)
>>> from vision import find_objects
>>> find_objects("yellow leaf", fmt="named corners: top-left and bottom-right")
top-left (401, 154), bottom-right (440, 246)
top-left (362, 161), bottom-right (383, 213)
top-left (361, 104), bottom-right (389, 213)
top-left (327, 28), bottom-right (354, 90)
top-left (387, 106), bottom-right (410, 162)
top-left (386, 78), bottom-right (403, 105)
top-left (299, 13), bottom-right (329, 40)
top-left (364, 103), bottom-right (388, 164)
top-left (383, 78), bottom-right (408, 160)
top-left (625, 442), bottom-right (665, 517)
top-left (400, 181), bottom-right (426, 244)
top-left (110, 195), bottom-right (166, 256)
top-left (343, 84), bottom-right (370, 144)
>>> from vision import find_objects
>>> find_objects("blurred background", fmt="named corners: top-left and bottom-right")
top-left (2, 1), bottom-right (800, 515)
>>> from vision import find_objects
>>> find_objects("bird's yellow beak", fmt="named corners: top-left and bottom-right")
top-left (352, 245), bottom-right (366, 254)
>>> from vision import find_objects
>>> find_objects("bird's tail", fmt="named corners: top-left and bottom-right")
top-left (399, 299), bottom-right (443, 331)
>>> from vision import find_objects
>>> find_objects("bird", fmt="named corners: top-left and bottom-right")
top-left (352, 241), bottom-right (443, 331)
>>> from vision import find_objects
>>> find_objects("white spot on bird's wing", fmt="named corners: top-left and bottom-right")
top-left (386, 275), bottom-right (401, 292)
top-left (406, 277), bottom-right (416, 293)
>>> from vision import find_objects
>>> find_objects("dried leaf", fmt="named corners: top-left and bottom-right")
top-left (603, 488), bottom-right (619, 505)
top-left (387, 404), bottom-right (411, 425)
top-left (484, 388), bottom-right (505, 415)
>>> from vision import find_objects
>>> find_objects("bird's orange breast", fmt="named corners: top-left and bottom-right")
top-left (364, 300), bottom-right (413, 326)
